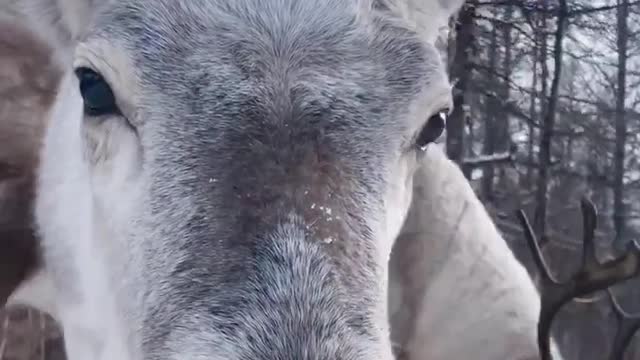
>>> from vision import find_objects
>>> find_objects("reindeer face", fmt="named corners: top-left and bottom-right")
top-left (23, 0), bottom-right (463, 359)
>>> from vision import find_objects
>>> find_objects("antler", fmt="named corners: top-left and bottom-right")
top-left (516, 197), bottom-right (640, 360)
top-left (607, 288), bottom-right (640, 360)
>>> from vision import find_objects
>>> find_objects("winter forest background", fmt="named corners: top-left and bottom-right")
top-left (1, 0), bottom-right (639, 359)
top-left (444, 0), bottom-right (640, 358)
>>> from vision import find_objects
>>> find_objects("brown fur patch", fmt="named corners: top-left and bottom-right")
top-left (0, 13), bottom-right (62, 305)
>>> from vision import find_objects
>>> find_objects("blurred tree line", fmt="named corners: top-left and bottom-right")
top-left (445, 0), bottom-right (640, 358)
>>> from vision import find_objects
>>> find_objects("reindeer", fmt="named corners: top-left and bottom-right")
top-left (0, 0), bottom-right (570, 359)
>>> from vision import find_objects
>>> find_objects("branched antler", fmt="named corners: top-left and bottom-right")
top-left (516, 197), bottom-right (640, 360)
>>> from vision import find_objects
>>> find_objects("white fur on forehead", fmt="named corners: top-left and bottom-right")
top-left (371, 0), bottom-right (466, 43)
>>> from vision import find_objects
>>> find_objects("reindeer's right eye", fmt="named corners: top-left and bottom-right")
top-left (74, 67), bottom-right (120, 117)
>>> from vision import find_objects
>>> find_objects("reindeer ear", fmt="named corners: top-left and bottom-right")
top-left (371, 0), bottom-right (467, 43)
top-left (0, 13), bottom-right (61, 309)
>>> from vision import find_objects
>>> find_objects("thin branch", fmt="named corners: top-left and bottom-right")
top-left (462, 151), bottom-right (515, 167)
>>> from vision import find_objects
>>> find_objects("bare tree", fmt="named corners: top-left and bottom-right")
top-left (447, 0), bottom-right (477, 178)
top-left (613, 0), bottom-right (630, 249)
top-left (534, 0), bottom-right (568, 240)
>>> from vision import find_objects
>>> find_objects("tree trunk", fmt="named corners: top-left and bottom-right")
top-left (481, 14), bottom-right (499, 201)
top-left (534, 0), bottom-right (568, 240)
top-left (496, 5), bottom-right (513, 193)
top-left (613, 0), bottom-right (629, 249)
top-left (447, 0), bottom-right (476, 178)
top-left (525, 17), bottom-right (539, 189)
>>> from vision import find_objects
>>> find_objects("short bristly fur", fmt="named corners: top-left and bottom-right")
top-left (2, 1), bottom-right (562, 359)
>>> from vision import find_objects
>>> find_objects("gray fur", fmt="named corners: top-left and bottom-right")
top-left (99, 3), bottom-right (429, 358)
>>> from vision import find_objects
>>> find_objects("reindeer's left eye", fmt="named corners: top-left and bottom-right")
top-left (416, 109), bottom-right (448, 150)
top-left (75, 67), bottom-right (120, 117)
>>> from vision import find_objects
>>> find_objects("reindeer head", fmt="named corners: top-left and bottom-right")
top-left (4, 0), bottom-right (466, 359)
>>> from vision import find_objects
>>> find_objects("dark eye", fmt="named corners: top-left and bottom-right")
top-left (416, 110), bottom-right (448, 150)
top-left (75, 67), bottom-right (119, 117)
